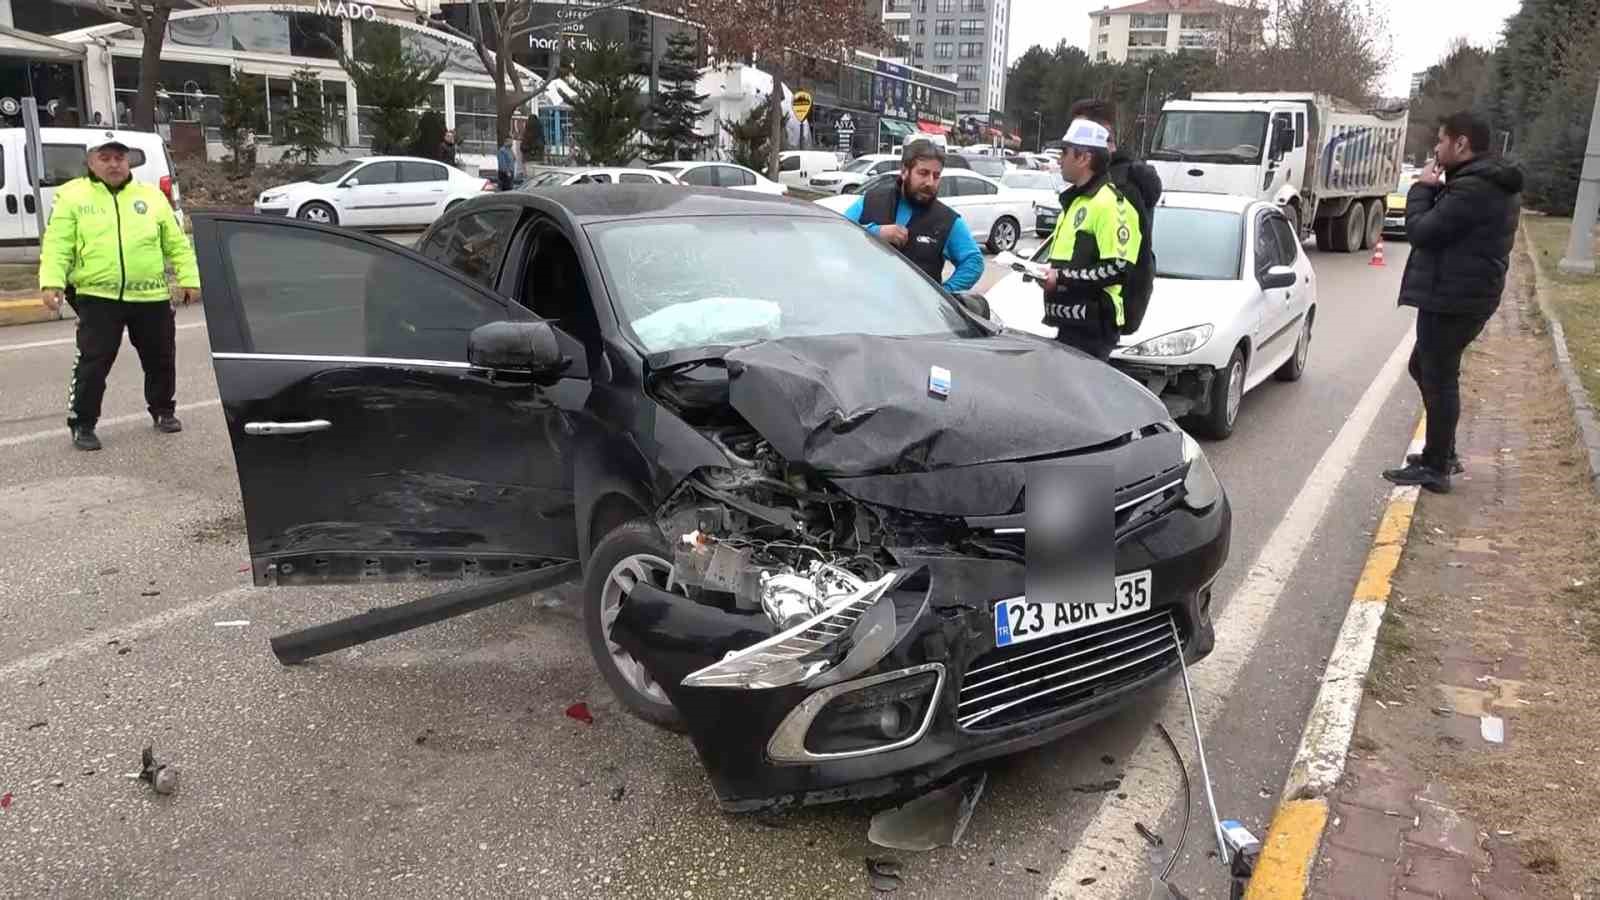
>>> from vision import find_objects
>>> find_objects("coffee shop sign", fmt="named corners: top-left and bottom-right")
top-left (316, 0), bottom-right (380, 21)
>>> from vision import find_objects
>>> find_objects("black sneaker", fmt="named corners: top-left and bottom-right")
top-left (1407, 452), bottom-right (1463, 475)
top-left (153, 414), bottom-right (183, 434)
top-left (1383, 461), bottom-right (1451, 494)
top-left (72, 425), bottom-right (102, 451)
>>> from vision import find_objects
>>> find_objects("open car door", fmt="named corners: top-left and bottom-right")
top-left (193, 213), bottom-right (584, 588)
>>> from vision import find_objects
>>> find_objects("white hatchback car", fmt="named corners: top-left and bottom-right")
top-left (647, 161), bottom-right (788, 196)
top-left (813, 169), bottom-right (1036, 254)
top-left (985, 192), bottom-right (1317, 439)
top-left (254, 157), bottom-right (493, 229)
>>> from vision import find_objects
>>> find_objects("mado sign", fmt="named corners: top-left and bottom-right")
top-left (316, 0), bottom-right (379, 21)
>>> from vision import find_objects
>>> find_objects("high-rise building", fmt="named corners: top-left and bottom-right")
top-left (1087, 0), bottom-right (1258, 64)
top-left (878, 0), bottom-right (1011, 121)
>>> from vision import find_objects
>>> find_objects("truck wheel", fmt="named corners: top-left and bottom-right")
top-left (1329, 202), bottom-right (1364, 253)
top-left (1314, 217), bottom-right (1336, 252)
top-left (1362, 200), bottom-right (1384, 249)
top-left (582, 520), bottom-right (688, 732)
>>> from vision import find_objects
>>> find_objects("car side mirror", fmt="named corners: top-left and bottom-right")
top-left (469, 321), bottom-right (566, 373)
top-left (1259, 264), bottom-right (1297, 290)
top-left (954, 290), bottom-right (992, 320)
top-left (1276, 130), bottom-right (1295, 155)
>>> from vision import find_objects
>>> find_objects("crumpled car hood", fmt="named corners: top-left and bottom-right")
top-left (724, 332), bottom-right (1167, 477)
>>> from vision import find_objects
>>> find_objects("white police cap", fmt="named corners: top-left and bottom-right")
top-left (1061, 118), bottom-right (1110, 149)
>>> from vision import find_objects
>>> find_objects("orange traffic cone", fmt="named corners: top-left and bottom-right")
top-left (1369, 236), bottom-right (1386, 267)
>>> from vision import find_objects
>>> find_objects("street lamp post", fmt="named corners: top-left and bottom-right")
top-left (1559, 73), bottom-right (1600, 275)
top-left (1033, 110), bottom-right (1043, 153)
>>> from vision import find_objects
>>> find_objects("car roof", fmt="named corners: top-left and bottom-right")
top-left (483, 185), bottom-right (829, 224)
top-left (1157, 191), bottom-right (1259, 214)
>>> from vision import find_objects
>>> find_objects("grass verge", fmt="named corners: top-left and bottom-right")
top-left (1524, 216), bottom-right (1600, 411)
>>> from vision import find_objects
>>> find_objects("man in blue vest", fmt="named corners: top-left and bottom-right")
top-left (842, 140), bottom-right (984, 292)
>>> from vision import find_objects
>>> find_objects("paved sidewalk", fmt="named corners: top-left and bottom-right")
top-left (1306, 271), bottom-right (1600, 898)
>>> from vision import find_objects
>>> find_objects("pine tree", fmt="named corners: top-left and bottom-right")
top-left (283, 67), bottom-right (334, 166)
top-left (338, 23), bottom-right (448, 155)
top-left (720, 97), bottom-right (777, 171)
top-left (645, 31), bottom-right (708, 163)
top-left (520, 113), bottom-right (546, 165)
top-left (569, 42), bottom-right (645, 166)
top-left (218, 70), bottom-right (264, 175)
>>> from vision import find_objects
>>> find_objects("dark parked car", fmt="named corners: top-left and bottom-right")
top-left (191, 187), bottom-right (1231, 811)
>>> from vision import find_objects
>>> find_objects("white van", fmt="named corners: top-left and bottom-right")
top-left (0, 128), bottom-right (184, 264)
top-left (777, 150), bottom-right (843, 190)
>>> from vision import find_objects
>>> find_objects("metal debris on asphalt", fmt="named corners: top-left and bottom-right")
top-left (213, 620), bottom-right (251, 627)
top-left (865, 857), bottom-right (903, 893)
top-left (1135, 821), bottom-right (1164, 847)
top-left (26, 721), bottom-right (46, 731)
top-left (1070, 778), bottom-right (1123, 794)
top-left (564, 702), bottom-right (594, 725)
top-left (137, 745), bottom-right (179, 795)
top-left (867, 771), bottom-right (987, 852)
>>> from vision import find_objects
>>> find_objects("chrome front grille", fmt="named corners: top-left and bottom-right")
top-left (956, 608), bottom-right (1181, 730)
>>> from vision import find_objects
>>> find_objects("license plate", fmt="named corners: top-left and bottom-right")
top-left (993, 570), bottom-right (1153, 648)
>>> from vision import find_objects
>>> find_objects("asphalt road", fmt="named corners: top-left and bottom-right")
top-left (0, 238), bottom-right (1420, 898)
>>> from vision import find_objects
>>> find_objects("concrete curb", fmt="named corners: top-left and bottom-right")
top-left (0, 293), bottom-right (69, 327)
top-left (1244, 420), bottom-right (1426, 899)
top-left (1520, 220), bottom-right (1600, 494)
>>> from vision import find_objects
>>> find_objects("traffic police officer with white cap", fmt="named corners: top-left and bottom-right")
top-left (1042, 118), bottom-right (1142, 361)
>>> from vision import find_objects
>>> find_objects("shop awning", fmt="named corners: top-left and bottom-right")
top-left (881, 119), bottom-right (916, 139)
top-left (0, 26), bottom-right (86, 62)
top-left (917, 120), bottom-right (949, 135)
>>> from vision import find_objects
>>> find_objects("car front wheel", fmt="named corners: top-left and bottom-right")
top-left (1186, 346), bottom-right (1245, 440)
top-left (582, 520), bottom-right (688, 732)
top-left (1275, 311), bottom-right (1313, 382)
top-left (987, 216), bottom-right (1020, 253)
top-left (298, 201), bottom-right (338, 226)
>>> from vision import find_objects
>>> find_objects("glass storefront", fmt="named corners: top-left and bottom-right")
top-left (0, 59), bottom-right (83, 127)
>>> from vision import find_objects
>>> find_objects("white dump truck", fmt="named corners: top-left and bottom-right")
top-left (1146, 92), bottom-right (1407, 253)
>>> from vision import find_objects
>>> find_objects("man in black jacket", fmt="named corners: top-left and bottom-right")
top-left (1070, 99), bottom-right (1162, 333)
top-left (1383, 111), bottom-right (1524, 493)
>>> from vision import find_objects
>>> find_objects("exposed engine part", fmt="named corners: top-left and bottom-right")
top-left (759, 563), bottom-right (866, 631)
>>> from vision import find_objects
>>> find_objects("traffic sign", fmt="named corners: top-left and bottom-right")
top-left (793, 91), bottom-right (813, 122)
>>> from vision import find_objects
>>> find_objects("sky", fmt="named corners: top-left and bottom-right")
top-left (1005, 0), bottom-right (1522, 99)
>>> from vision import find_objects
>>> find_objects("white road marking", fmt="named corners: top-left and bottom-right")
top-left (0, 585), bottom-right (256, 680)
top-left (0, 398), bottom-right (221, 449)
top-left (1046, 326), bottom-right (1418, 899)
top-left (0, 320), bottom-right (207, 354)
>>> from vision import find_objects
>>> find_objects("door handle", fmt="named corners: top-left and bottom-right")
top-left (5, 196), bottom-right (14, 214)
top-left (244, 419), bottom-right (332, 436)
top-left (23, 195), bottom-right (35, 214)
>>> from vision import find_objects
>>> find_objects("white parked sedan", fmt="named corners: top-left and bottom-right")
top-left (804, 154), bottom-right (901, 194)
top-left (813, 169), bottom-right (1036, 253)
top-left (985, 191), bottom-right (1317, 439)
top-left (254, 157), bottom-right (493, 228)
top-left (521, 166), bottom-right (681, 187)
top-left (648, 161), bottom-right (788, 196)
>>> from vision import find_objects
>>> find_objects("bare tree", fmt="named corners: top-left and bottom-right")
top-left (403, 0), bottom-right (651, 145)
top-left (90, 0), bottom-right (215, 131)
top-left (692, 0), bottom-right (889, 178)
top-left (1217, 0), bottom-right (1394, 104)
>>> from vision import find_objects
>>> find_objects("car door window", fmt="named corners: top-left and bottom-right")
top-left (962, 177), bottom-right (998, 196)
top-left (577, 173), bottom-right (613, 184)
top-left (937, 175), bottom-right (959, 198)
top-left (718, 166), bottom-right (757, 187)
top-left (1267, 216), bottom-right (1300, 264)
top-left (678, 166), bottom-right (716, 186)
top-left (399, 161), bottom-right (447, 183)
top-left (620, 173), bottom-right (656, 184)
top-left (435, 208), bottom-right (520, 288)
top-left (1254, 215), bottom-right (1284, 274)
top-left (780, 155), bottom-right (800, 172)
top-left (349, 162), bottom-right (398, 186)
top-left (872, 161), bottom-right (898, 175)
top-left (222, 222), bottom-right (511, 362)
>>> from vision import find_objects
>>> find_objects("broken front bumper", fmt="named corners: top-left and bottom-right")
top-left (611, 495), bottom-right (1230, 811)
top-left (1112, 361), bottom-right (1216, 421)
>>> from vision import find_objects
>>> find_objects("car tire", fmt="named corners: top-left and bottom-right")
top-left (582, 520), bottom-right (688, 733)
top-left (1313, 217), bottom-right (1336, 252)
top-left (842, 184), bottom-right (860, 194)
top-left (1329, 202), bottom-right (1364, 253)
top-left (298, 201), bottom-right (338, 226)
top-left (1275, 309), bottom-right (1313, 382)
top-left (1362, 200), bottom-right (1384, 249)
top-left (987, 216), bottom-right (1020, 254)
top-left (1186, 346), bottom-right (1246, 440)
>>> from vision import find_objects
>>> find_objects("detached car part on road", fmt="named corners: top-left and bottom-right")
top-left (194, 187), bottom-right (1231, 811)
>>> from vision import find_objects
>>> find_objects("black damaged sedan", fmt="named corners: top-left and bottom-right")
top-left (193, 186), bottom-right (1230, 811)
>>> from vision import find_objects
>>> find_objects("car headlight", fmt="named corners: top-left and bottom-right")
top-left (1181, 431), bottom-right (1222, 510)
top-left (1128, 324), bottom-right (1214, 358)
top-left (1033, 202), bottom-right (1057, 216)
top-left (259, 192), bottom-right (285, 204)
top-left (680, 571), bottom-right (900, 690)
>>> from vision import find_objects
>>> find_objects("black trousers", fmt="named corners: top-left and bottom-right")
top-left (1056, 328), bottom-right (1118, 361)
top-left (1409, 308), bottom-right (1492, 470)
top-left (66, 294), bottom-right (177, 429)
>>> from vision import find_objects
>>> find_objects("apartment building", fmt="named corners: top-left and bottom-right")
top-left (879, 0), bottom-right (1012, 120)
top-left (1087, 0), bottom-right (1248, 64)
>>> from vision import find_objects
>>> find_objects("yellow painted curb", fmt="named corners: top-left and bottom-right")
top-left (0, 295), bottom-right (45, 310)
top-left (1244, 799), bottom-right (1330, 900)
top-left (1352, 493), bottom-right (1417, 602)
